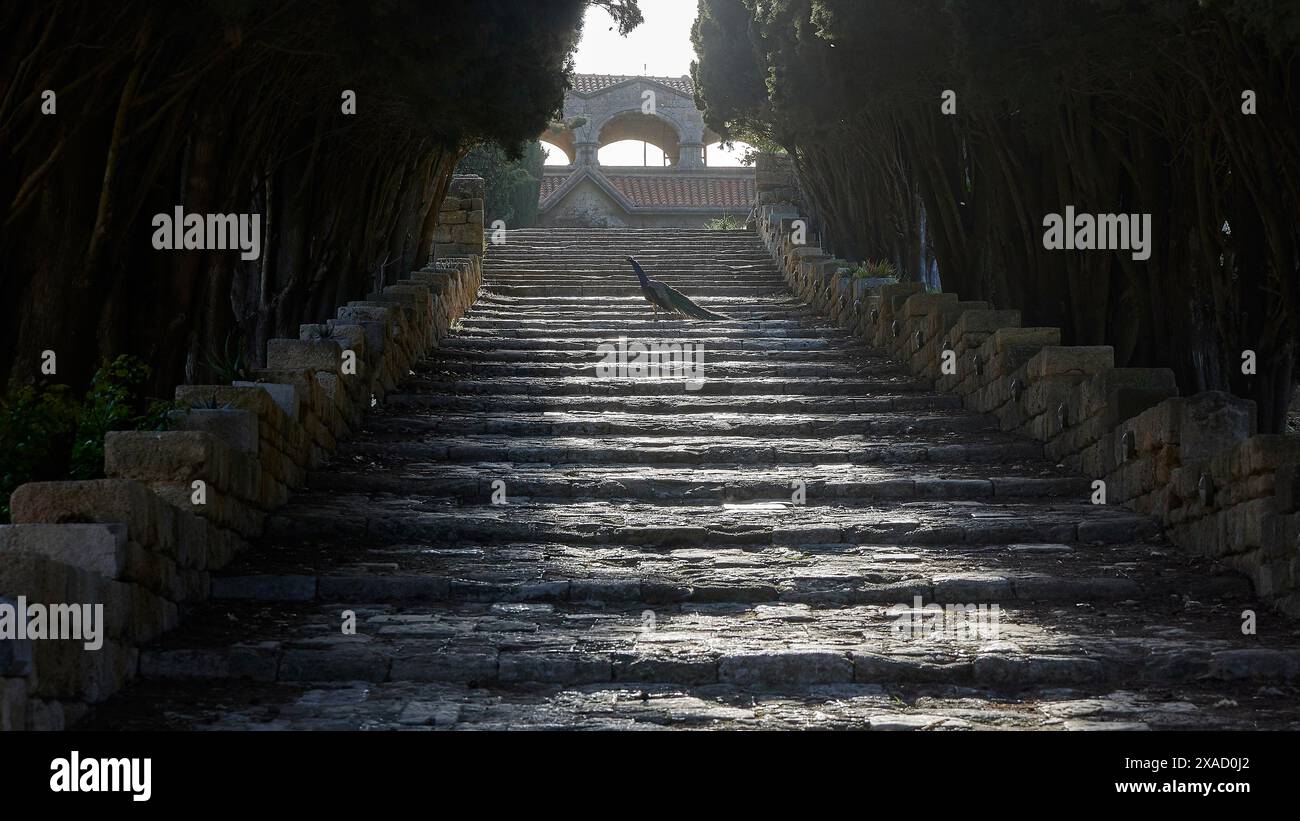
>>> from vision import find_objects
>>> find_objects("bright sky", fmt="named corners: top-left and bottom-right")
top-left (541, 0), bottom-right (749, 167)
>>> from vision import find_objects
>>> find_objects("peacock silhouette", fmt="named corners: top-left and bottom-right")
top-left (625, 256), bottom-right (728, 321)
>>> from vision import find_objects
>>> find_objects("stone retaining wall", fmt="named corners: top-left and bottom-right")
top-left (754, 199), bottom-right (1300, 618)
top-left (434, 175), bottom-right (486, 259)
top-left (0, 182), bottom-right (484, 730)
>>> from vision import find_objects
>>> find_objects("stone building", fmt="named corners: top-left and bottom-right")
top-left (536, 74), bottom-right (753, 228)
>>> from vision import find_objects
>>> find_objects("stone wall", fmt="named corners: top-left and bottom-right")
top-left (0, 187), bottom-right (484, 730)
top-left (433, 175), bottom-right (486, 259)
top-left (754, 201), bottom-right (1300, 617)
top-left (753, 153), bottom-right (799, 210)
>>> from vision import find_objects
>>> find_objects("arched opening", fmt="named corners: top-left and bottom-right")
top-left (704, 140), bottom-right (755, 167)
top-left (539, 141), bottom-right (571, 166)
top-left (598, 139), bottom-right (671, 167)
top-left (597, 110), bottom-right (683, 166)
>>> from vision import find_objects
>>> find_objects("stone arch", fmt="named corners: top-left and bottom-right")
top-left (595, 110), bottom-right (684, 166)
top-left (539, 140), bottom-right (571, 166)
top-left (557, 77), bottom-right (708, 169)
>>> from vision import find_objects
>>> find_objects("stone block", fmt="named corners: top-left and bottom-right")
top-left (901, 292), bottom-right (957, 319)
top-left (266, 339), bottom-right (344, 375)
top-left (9, 480), bottom-right (169, 554)
top-left (1027, 346), bottom-right (1114, 382)
top-left (953, 310), bottom-right (1021, 345)
top-left (105, 430), bottom-right (231, 488)
top-left (167, 408), bottom-right (259, 456)
top-left (0, 523), bottom-right (128, 579)
top-left (990, 327), bottom-right (1055, 352)
top-left (1178, 391), bottom-right (1257, 463)
top-left (718, 650), bottom-right (853, 686)
top-left (232, 379), bottom-right (300, 422)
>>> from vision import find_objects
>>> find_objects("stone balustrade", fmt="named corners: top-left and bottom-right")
top-left (755, 200), bottom-right (1300, 619)
top-left (0, 185), bottom-right (484, 730)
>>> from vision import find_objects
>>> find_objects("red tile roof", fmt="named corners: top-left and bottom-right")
top-left (539, 175), bottom-right (567, 203)
top-left (570, 73), bottom-right (695, 97)
top-left (539, 170), bottom-right (754, 210)
top-left (604, 174), bottom-right (753, 208)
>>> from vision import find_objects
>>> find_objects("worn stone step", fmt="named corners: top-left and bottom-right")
top-left (421, 346), bottom-right (885, 365)
top-left (360, 410), bottom-right (997, 439)
top-left (487, 283), bottom-right (783, 297)
top-left (484, 268), bottom-right (781, 279)
top-left (87, 674), bottom-right (1300, 730)
top-left (483, 269), bottom-right (783, 280)
top-left (439, 336), bottom-right (850, 352)
top-left (335, 433), bottom-right (1046, 466)
top-left (379, 392), bottom-right (962, 414)
top-left (412, 361), bottom-right (899, 381)
top-left (262, 496), bottom-right (1161, 548)
top-left (400, 376), bottom-right (928, 397)
top-left (455, 318), bottom-right (831, 333)
top-left (204, 551), bottom-right (1250, 607)
top-left (448, 327), bottom-right (852, 345)
top-left (465, 296), bottom-right (809, 312)
top-left (463, 308), bottom-right (821, 323)
top-left (305, 463), bottom-right (1090, 504)
top-left (133, 596), bottom-right (1299, 694)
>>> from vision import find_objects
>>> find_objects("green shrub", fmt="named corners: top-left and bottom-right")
top-left (851, 259), bottom-right (898, 280)
top-left (0, 355), bottom-right (176, 522)
top-left (0, 385), bottom-right (78, 522)
top-left (204, 331), bottom-right (250, 384)
top-left (705, 214), bottom-right (746, 230)
top-left (456, 141), bottom-right (545, 229)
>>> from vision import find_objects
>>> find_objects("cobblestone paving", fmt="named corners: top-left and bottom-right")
top-left (89, 229), bottom-right (1300, 730)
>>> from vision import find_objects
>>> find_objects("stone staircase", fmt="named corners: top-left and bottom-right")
top-left (89, 228), bottom-right (1300, 730)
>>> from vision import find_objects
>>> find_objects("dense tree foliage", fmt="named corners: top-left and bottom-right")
top-left (692, 0), bottom-right (1300, 431)
top-left (456, 142), bottom-right (546, 229)
top-left (0, 0), bottom-right (641, 395)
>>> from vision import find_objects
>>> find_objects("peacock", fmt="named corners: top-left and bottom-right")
top-left (625, 256), bottom-right (728, 321)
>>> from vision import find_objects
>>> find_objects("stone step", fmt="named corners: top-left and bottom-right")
top-left (466, 295), bottom-right (808, 310)
top-left (305, 464), bottom-right (1091, 504)
top-left (379, 391), bottom-right (962, 414)
top-left (421, 346), bottom-right (885, 364)
top-left (359, 410), bottom-right (997, 439)
top-left (438, 336), bottom-right (849, 352)
top-left (205, 553), bottom-right (1248, 608)
top-left (134, 592), bottom-right (1296, 695)
top-left (411, 360), bottom-right (901, 381)
top-left (483, 257), bottom-right (774, 266)
top-left (261, 496), bottom-right (1161, 548)
top-left (485, 284), bottom-right (784, 298)
top-left (334, 433), bottom-right (1047, 466)
top-left (88, 676), bottom-right (1300, 730)
top-left (397, 376), bottom-right (927, 396)
top-left (463, 306), bottom-right (822, 321)
top-left (447, 325), bottom-right (854, 341)
top-left (455, 316), bottom-right (826, 330)
top-left (483, 265), bottom-right (782, 275)
top-left (483, 277), bottom-right (785, 288)
top-left (484, 264), bottom-right (781, 274)
top-left (483, 276), bottom-right (785, 287)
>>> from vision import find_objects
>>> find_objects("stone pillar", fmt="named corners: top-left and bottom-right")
top-left (677, 142), bottom-right (704, 169)
top-left (574, 141), bottom-right (600, 166)
top-left (432, 174), bottom-right (485, 260)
